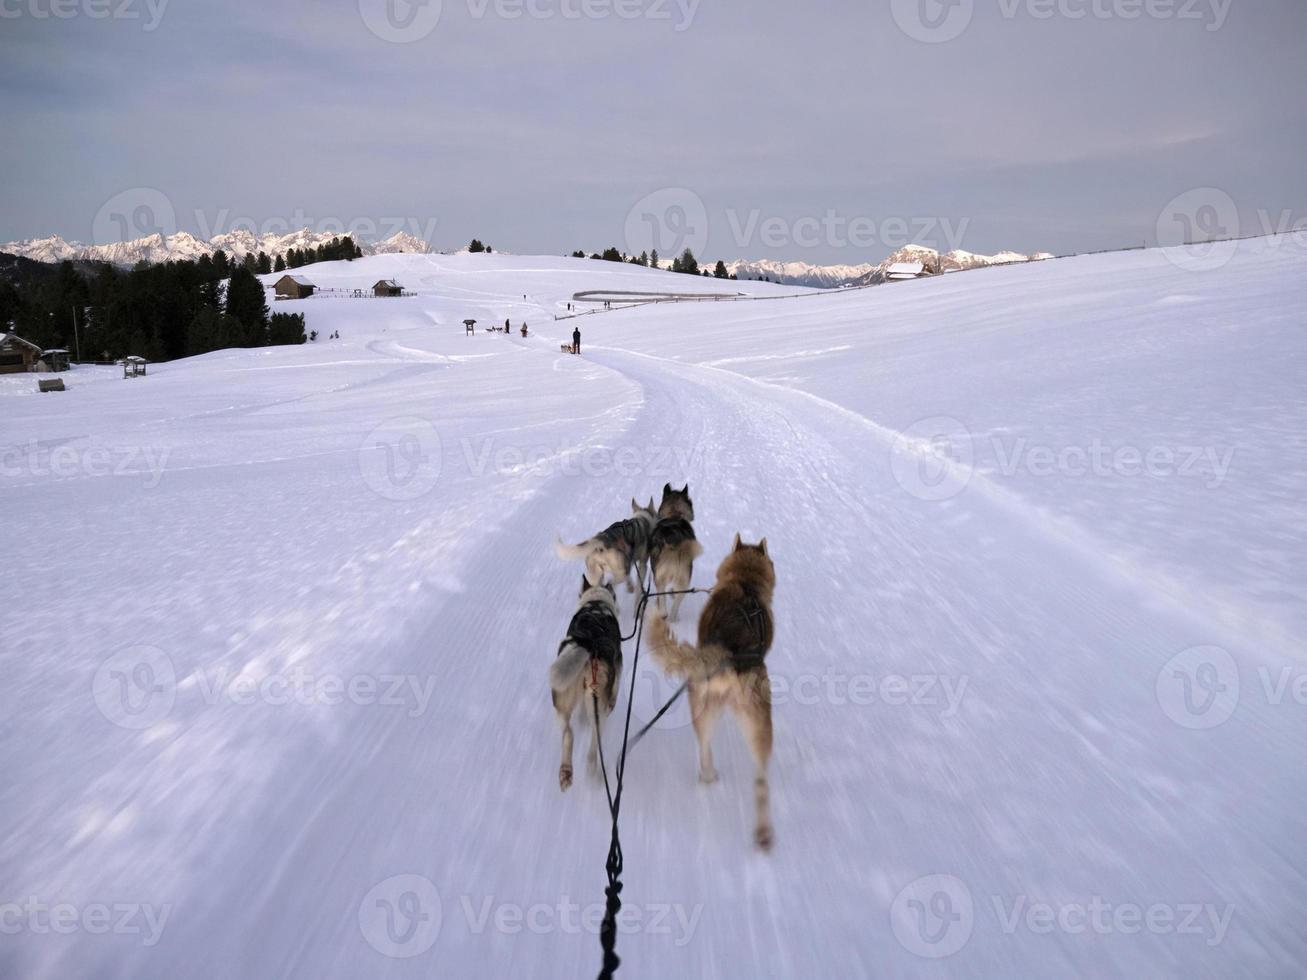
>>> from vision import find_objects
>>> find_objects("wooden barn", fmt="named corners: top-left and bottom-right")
top-left (273, 275), bottom-right (317, 300)
top-left (39, 349), bottom-right (71, 372)
top-left (885, 261), bottom-right (929, 282)
top-left (0, 332), bottom-right (43, 374)
top-left (373, 279), bottom-right (404, 298)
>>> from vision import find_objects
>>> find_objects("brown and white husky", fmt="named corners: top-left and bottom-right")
top-left (647, 535), bottom-right (776, 850)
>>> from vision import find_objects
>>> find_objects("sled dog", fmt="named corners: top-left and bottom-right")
top-left (648, 535), bottom-right (776, 850)
top-left (550, 577), bottom-right (623, 791)
top-left (650, 484), bottom-right (704, 621)
top-left (555, 498), bottom-right (657, 591)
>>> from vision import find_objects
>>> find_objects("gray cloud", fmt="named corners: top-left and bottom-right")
top-left (0, 0), bottom-right (1303, 261)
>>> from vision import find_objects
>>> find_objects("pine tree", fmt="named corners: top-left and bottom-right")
top-left (269, 311), bottom-right (307, 345)
top-left (650, 249), bottom-right (659, 270)
top-left (714, 260), bottom-right (729, 279)
top-left (274, 254), bottom-right (286, 272)
top-left (225, 266), bottom-right (269, 347)
top-left (256, 251), bottom-right (272, 274)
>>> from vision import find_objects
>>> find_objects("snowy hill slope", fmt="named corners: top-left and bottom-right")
top-left (1, 238), bottom-right (1304, 979)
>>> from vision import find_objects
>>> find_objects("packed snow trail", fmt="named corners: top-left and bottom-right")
top-left (1, 246), bottom-right (1304, 977)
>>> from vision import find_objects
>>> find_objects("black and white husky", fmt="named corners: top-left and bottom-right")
top-left (555, 498), bottom-right (658, 591)
top-left (550, 578), bottom-right (623, 791)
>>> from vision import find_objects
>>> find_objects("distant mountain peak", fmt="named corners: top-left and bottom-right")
top-left (0, 228), bottom-right (434, 266)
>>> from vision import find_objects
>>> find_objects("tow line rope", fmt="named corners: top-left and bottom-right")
top-left (590, 582), bottom-right (712, 980)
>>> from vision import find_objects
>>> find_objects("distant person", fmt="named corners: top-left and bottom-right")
top-left (505, 318), bottom-right (510, 332)
top-left (572, 326), bottom-right (581, 355)
top-left (520, 322), bottom-right (528, 337)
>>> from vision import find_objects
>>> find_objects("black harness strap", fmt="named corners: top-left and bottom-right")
top-left (591, 584), bottom-right (711, 980)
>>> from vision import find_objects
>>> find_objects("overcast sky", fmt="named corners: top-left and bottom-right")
top-left (1, 0), bottom-right (1304, 263)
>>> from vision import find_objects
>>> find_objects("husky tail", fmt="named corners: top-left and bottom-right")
top-left (550, 643), bottom-right (590, 694)
top-left (555, 537), bottom-right (599, 561)
top-left (647, 611), bottom-right (728, 679)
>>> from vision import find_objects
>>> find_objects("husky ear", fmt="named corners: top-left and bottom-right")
top-left (732, 532), bottom-right (742, 552)
top-left (647, 497), bottom-right (656, 512)
top-left (663, 482), bottom-right (672, 496)
top-left (759, 537), bottom-right (769, 556)
top-left (681, 484), bottom-right (689, 495)
top-left (581, 575), bottom-right (592, 595)
top-left (631, 497), bottom-right (640, 512)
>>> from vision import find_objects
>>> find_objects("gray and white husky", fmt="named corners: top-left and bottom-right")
top-left (554, 498), bottom-right (657, 592)
top-left (650, 484), bottom-right (704, 621)
top-left (549, 578), bottom-right (623, 791)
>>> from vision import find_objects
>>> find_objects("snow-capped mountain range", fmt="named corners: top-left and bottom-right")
top-left (717, 246), bottom-right (1054, 288)
top-left (0, 228), bottom-right (1052, 287)
top-left (0, 229), bottom-right (434, 267)
top-left (715, 259), bottom-right (880, 288)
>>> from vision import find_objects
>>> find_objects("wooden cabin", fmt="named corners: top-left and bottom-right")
top-left (273, 275), bottom-right (317, 300)
top-left (373, 279), bottom-right (404, 298)
top-left (0, 332), bottom-right (42, 374)
top-left (885, 261), bottom-right (928, 281)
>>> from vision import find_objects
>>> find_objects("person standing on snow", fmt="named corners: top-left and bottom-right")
top-left (572, 326), bottom-right (581, 355)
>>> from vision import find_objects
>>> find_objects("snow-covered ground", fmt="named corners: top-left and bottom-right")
top-left (1, 243), bottom-right (1304, 978)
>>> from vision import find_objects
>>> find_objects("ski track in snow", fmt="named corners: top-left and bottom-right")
top-left (1, 245), bottom-right (1304, 978)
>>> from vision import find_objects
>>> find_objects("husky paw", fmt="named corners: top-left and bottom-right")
top-left (559, 766), bottom-right (573, 791)
top-left (698, 768), bottom-right (718, 785)
top-left (754, 825), bottom-right (775, 852)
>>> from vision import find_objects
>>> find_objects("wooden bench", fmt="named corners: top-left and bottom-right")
top-left (39, 378), bottom-right (65, 392)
